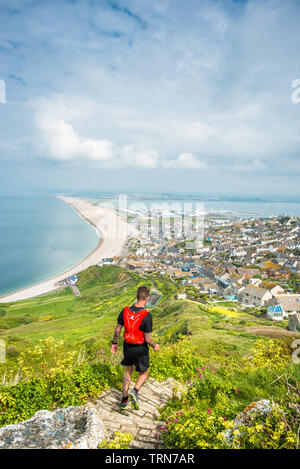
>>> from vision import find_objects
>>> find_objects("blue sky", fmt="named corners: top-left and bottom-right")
top-left (0, 0), bottom-right (300, 195)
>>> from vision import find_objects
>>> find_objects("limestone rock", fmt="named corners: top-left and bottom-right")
top-left (0, 403), bottom-right (106, 449)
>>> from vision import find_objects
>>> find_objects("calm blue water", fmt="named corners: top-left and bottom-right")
top-left (1, 193), bottom-right (299, 297)
top-left (0, 196), bottom-right (99, 296)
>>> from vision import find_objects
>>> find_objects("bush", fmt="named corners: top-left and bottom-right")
top-left (99, 431), bottom-right (133, 449)
top-left (186, 367), bottom-right (237, 406)
top-left (17, 337), bottom-right (77, 379)
top-left (150, 336), bottom-right (203, 382)
top-left (245, 339), bottom-right (290, 371)
top-left (220, 401), bottom-right (296, 449)
top-left (49, 363), bottom-right (109, 407)
top-left (156, 363), bottom-right (300, 449)
top-left (0, 378), bottom-right (52, 426)
top-left (0, 337), bottom-right (113, 428)
top-left (157, 408), bottom-right (226, 449)
top-left (0, 362), bottom-right (110, 427)
top-left (0, 320), bottom-right (9, 330)
top-left (6, 345), bottom-right (20, 359)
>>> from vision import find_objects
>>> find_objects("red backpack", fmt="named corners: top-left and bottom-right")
top-left (123, 306), bottom-right (149, 344)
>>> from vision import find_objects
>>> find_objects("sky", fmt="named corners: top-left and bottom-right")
top-left (0, 0), bottom-right (300, 196)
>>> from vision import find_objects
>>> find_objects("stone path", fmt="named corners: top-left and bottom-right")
top-left (70, 285), bottom-right (81, 297)
top-left (94, 377), bottom-right (183, 449)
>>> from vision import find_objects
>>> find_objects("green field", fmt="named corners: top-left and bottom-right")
top-left (0, 265), bottom-right (299, 449)
top-left (0, 265), bottom-right (289, 360)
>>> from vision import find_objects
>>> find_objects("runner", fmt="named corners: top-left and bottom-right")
top-left (111, 285), bottom-right (159, 410)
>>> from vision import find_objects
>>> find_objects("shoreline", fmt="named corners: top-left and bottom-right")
top-left (0, 196), bottom-right (135, 303)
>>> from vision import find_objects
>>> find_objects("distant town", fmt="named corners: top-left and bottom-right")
top-left (95, 212), bottom-right (300, 332)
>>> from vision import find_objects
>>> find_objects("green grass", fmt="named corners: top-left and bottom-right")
top-left (1, 265), bottom-right (299, 449)
top-left (0, 265), bottom-right (294, 367)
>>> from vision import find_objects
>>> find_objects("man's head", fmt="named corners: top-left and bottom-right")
top-left (136, 285), bottom-right (150, 306)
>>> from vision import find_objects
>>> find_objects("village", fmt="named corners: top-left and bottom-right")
top-left (102, 212), bottom-right (300, 333)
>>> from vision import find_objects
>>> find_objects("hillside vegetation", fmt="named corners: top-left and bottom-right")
top-left (0, 265), bottom-right (299, 449)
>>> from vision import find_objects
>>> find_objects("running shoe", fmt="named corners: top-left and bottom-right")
top-left (121, 397), bottom-right (129, 410)
top-left (129, 389), bottom-right (140, 410)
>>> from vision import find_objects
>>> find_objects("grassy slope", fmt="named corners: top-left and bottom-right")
top-left (0, 265), bottom-right (293, 366)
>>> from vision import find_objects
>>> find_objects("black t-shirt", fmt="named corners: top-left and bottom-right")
top-left (118, 305), bottom-right (152, 346)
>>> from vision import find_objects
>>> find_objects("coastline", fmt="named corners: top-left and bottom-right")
top-left (0, 196), bottom-right (136, 303)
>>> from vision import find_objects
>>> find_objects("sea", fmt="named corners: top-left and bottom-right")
top-left (0, 196), bottom-right (99, 297)
top-left (0, 191), bottom-right (300, 297)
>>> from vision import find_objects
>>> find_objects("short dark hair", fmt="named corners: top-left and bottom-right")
top-left (137, 285), bottom-right (150, 301)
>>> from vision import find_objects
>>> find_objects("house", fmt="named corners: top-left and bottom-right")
top-left (269, 285), bottom-right (285, 296)
top-left (99, 257), bottom-right (115, 266)
top-left (173, 269), bottom-right (189, 278)
top-left (239, 284), bottom-right (272, 306)
top-left (267, 305), bottom-right (285, 321)
top-left (288, 313), bottom-right (300, 332)
top-left (177, 293), bottom-right (187, 300)
top-left (268, 294), bottom-right (300, 315)
top-left (189, 277), bottom-right (203, 287)
top-left (67, 275), bottom-right (78, 285)
top-left (199, 278), bottom-right (218, 291)
top-left (249, 278), bottom-right (262, 287)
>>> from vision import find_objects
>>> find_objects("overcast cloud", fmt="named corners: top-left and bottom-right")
top-left (0, 0), bottom-right (300, 194)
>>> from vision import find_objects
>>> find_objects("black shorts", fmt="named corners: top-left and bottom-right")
top-left (121, 342), bottom-right (149, 372)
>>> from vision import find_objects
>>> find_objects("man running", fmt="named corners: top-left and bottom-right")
top-left (111, 285), bottom-right (159, 411)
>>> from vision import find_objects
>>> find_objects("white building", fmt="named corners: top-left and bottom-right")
top-left (239, 284), bottom-right (272, 306)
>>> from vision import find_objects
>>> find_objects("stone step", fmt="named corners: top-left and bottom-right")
top-left (93, 377), bottom-right (183, 449)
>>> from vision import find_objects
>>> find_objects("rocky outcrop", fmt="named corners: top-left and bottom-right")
top-left (0, 403), bottom-right (106, 449)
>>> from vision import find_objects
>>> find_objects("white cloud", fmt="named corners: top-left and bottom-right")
top-left (2, 0), bottom-right (300, 193)
top-left (120, 145), bottom-right (160, 169)
top-left (81, 139), bottom-right (115, 161)
top-left (163, 153), bottom-right (207, 169)
top-left (32, 95), bottom-right (209, 170)
top-left (35, 113), bottom-right (160, 168)
top-left (189, 122), bottom-right (216, 140)
top-left (233, 158), bottom-right (267, 173)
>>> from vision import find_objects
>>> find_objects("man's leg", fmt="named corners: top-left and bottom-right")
top-left (134, 368), bottom-right (149, 391)
top-left (129, 369), bottom-right (149, 410)
top-left (123, 365), bottom-right (134, 397)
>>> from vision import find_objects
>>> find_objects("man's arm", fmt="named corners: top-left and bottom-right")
top-left (112, 324), bottom-right (122, 344)
top-left (111, 324), bottom-right (122, 354)
top-left (144, 332), bottom-right (159, 351)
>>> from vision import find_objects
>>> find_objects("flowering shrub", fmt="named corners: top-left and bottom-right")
top-left (156, 363), bottom-right (299, 449)
top-left (0, 336), bottom-right (113, 427)
top-left (219, 400), bottom-right (296, 449)
top-left (49, 363), bottom-right (109, 407)
top-left (0, 362), bottom-right (109, 427)
top-left (245, 339), bottom-right (290, 371)
top-left (17, 337), bottom-right (77, 379)
top-left (156, 408), bottom-right (226, 449)
top-left (99, 431), bottom-right (133, 449)
top-left (150, 336), bottom-right (203, 382)
top-left (187, 366), bottom-right (237, 405)
top-left (208, 306), bottom-right (240, 318)
top-left (0, 377), bottom-right (53, 426)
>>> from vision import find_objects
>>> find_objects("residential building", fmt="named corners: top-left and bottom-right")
top-left (239, 284), bottom-right (272, 306)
